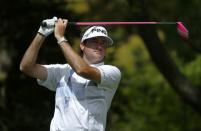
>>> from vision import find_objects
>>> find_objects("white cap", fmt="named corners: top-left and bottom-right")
top-left (81, 26), bottom-right (113, 47)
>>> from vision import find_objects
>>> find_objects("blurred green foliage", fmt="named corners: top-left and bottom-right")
top-left (0, 0), bottom-right (201, 131)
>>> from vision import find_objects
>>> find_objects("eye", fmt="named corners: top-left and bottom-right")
top-left (99, 39), bottom-right (107, 45)
top-left (102, 40), bottom-right (107, 44)
top-left (92, 40), bottom-right (98, 43)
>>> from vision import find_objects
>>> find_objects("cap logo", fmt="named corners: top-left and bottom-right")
top-left (91, 28), bottom-right (107, 35)
top-left (83, 27), bottom-right (107, 38)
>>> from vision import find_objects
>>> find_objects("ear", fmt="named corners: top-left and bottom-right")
top-left (80, 42), bottom-right (85, 51)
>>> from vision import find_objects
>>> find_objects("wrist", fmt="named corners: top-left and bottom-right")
top-left (38, 32), bottom-right (46, 38)
top-left (57, 36), bottom-right (68, 45)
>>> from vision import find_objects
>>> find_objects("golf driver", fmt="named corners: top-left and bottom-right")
top-left (41, 20), bottom-right (189, 39)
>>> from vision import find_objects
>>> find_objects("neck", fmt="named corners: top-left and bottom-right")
top-left (83, 55), bottom-right (103, 65)
top-left (83, 56), bottom-right (91, 64)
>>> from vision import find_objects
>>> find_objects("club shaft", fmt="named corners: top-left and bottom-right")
top-left (70, 21), bottom-right (177, 26)
top-left (41, 21), bottom-right (178, 27)
top-left (41, 21), bottom-right (188, 39)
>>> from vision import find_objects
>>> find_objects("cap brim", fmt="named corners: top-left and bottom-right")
top-left (104, 36), bottom-right (113, 47)
top-left (82, 35), bottom-right (113, 47)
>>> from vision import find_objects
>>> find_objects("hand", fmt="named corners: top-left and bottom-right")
top-left (38, 16), bottom-right (58, 37)
top-left (54, 18), bottom-right (68, 40)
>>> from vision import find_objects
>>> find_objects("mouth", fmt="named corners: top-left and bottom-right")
top-left (94, 50), bottom-right (102, 53)
top-left (93, 51), bottom-right (103, 56)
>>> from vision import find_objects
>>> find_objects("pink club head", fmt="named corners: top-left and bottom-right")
top-left (177, 22), bottom-right (189, 39)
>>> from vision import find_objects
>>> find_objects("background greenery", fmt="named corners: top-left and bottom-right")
top-left (0, 0), bottom-right (201, 131)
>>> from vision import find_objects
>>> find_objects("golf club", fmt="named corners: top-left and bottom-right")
top-left (41, 21), bottom-right (189, 39)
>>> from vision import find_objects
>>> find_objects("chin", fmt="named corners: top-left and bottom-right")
top-left (92, 58), bottom-right (104, 64)
top-left (97, 58), bottom-right (104, 63)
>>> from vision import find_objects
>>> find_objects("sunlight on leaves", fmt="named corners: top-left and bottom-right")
top-left (114, 35), bottom-right (150, 74)
top-left (66, 0), bottom-right (89, 14)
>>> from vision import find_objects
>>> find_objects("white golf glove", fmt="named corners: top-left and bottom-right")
top-left (38, 16), bottom-right (57, 37)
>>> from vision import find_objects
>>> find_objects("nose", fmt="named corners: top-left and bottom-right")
top-left (96, 42), bottom-right (105, 50)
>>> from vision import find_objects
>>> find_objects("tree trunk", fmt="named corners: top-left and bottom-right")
top-left (138, 25), bottom-right (201, 114)
top-left (127, 0), bottom-right (201, 115)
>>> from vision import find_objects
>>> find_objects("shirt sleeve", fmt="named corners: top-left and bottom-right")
top-left (37, 64), bottom-right (71, 91)
top-left (97, 65), bottom-right (121, 89)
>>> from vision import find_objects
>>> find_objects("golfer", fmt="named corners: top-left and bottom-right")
top-left (20, 16), bottom-right (121, 131)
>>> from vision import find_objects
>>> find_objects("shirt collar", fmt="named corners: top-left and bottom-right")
top-left (90, 62), bottom-right (104, 67)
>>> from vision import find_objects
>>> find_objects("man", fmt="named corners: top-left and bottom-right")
top-left (20, 16), bottom-right (121, 131)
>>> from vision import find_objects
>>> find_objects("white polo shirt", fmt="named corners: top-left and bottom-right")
top-left (37, 62), bottom-right (121, 131)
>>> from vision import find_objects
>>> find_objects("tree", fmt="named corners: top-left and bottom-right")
top-left (126, 0), bottom-right (201, 114)
top-left (1, 0), bottom-right (201, 130)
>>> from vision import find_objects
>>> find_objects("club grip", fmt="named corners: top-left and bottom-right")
top-left (41, 21), bottom-right (76, 28)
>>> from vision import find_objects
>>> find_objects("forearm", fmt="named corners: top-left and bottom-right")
top-left (59, 41), bottom-right (88, 73)
top-left (54, 18), bottom-right (101, 82)
top-left (20, 33), bottom-right (45, 71)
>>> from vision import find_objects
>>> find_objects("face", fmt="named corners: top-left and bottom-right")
top-left (80, 37), bottom-right (107, 64)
